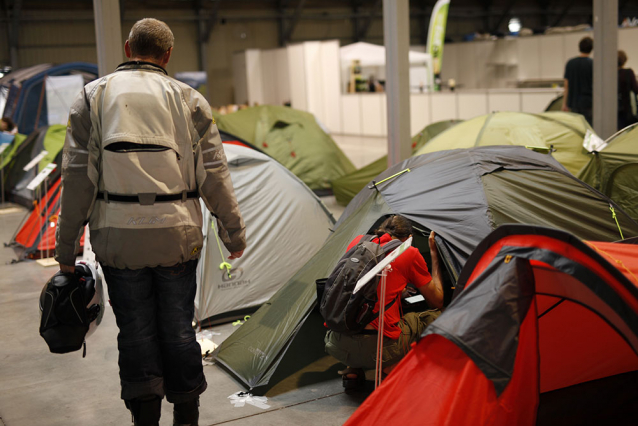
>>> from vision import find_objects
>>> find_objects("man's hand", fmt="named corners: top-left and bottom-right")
top-left (561, 104), bottom-right (570, 112)
top-left (228, 250), bottom-right (244, 260)
top-left (59, 263), bottom-right (75, 274)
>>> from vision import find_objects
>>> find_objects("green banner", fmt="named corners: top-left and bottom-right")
top-left (427, 0), bottom-right (450, 91)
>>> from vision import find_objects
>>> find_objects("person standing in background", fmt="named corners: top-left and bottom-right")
top-left (562, 36), bottom-right (593, 125)
top-left (617, 50), bottom-right (638, 130)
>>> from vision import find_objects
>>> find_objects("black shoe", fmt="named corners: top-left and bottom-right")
top-left (125, 396), bottom-right (162, 426)
top-left (173, 397), bottom-right (199, 426)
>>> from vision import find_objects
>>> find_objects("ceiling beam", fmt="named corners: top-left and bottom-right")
top-left (490, 0), bottom-right (518, 33)
top-left (282, 0), bottom-right (306, 44)
top-left (356, 0), bottom-right (382, 41)
top-left (550, 0), bottom-right (577, 28)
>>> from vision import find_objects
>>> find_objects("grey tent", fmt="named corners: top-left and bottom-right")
top-left (213, 146), bottom-right (638, 391)
top-left (196, 143), bottom-right (335, 325)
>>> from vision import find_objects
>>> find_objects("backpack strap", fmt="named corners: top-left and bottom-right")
top-left (96, 190), bottom-right (198, 205)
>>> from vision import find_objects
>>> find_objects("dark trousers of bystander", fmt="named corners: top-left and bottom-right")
top-left (102, 259), bottom-right (207, 404)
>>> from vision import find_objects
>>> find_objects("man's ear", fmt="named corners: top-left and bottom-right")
top-left (162, 47), bottom-right (173, 67)
top-left (124, 40), bottom-right (132, 58)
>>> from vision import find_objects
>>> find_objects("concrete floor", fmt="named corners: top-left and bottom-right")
top-left (0, 134), bottom-right (386, 426)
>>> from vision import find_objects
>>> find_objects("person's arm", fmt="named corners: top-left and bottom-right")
top-left (630, 69), bottom-right (638, 95)
top-left (411, 232), bottom-right (444, 308)
top-left (562, 79), bottom-right (570, 112)
top-left (55, 88), bottom-right (97, 273)
top-left (191, 92), bottom-right (246, 258)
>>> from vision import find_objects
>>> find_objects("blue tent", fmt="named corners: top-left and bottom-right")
top-left (1, 62), bottom-right (98, 135)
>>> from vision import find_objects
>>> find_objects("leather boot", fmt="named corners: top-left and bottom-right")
top-left (173, 397), bottom-right (199, 426)
top-left (125, 396), bottom-right (162, 426)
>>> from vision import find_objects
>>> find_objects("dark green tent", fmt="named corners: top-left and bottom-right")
top-left (331, 119), bottom-right (461, 205)
top-left (578, 123), bottom-right (638, 222)
top-left (213, 146), bottom-right (638, 391)
top-left (213, 105), bottom-right (355, 192)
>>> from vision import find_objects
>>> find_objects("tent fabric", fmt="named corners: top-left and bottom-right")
top-left (213, 146), bottom-right (638, 391)
top-left (346, 225), bottom-right (638, 426)
top-left (11, 177), bottom-right (85, 259)
top-left (0, 132), bottom-right (27, 178)
top-left (578, 123), bottom-right (638, 221)
top-left (545, 94), bottom-right (564, 111)
top-left (196, 143), bottom-right (334, 324)
top-left (2, 63), bottom-right (98, 135)
top-left (413, 111), bottom-right (593, 175)
top-left (340, 42), bottom-right (431, 67)
top-left (331, 119), bottom-right (461, 205)
top-left (213, 105), bottom-right (355, 191)
top-left (4, 125), bottom-right (66, 207)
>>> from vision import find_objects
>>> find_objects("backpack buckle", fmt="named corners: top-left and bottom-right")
top-left (182, 190), bottom-right (188, 202)
top-left (138, 193), bottom-right (156, 206)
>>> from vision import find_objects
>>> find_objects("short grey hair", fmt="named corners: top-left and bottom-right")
top-left (128, 18), bottom-right (174, 59)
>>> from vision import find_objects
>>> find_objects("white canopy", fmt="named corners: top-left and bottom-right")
top-left (340, 41), bottom-right (431, 67)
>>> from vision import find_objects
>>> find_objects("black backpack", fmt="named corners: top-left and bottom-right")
top-left (319, 235), bottom-right (402, 335)
top-left (39, 268), bottom-right (100, 355)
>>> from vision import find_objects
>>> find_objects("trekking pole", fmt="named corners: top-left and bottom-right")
top-left (375, 265), bottom-right (390, 389)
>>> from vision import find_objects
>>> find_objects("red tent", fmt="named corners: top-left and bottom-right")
top-left (11, 177), bottom-right (85, 259)
top-left (346, 225), bottom-right (638, 426)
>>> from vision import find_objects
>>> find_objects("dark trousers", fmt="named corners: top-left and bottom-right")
top-left (101, 259), bottom-right (207, 403)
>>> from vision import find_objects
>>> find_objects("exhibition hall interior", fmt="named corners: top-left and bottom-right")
top-left (2, 0), bottom-right (638, 425)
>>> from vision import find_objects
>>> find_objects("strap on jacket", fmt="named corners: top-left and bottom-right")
top-left (96, 190), bottom-right (198, 206)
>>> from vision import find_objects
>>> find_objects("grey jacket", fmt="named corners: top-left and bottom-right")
top-left (55, 61), bottom-right (246, 269)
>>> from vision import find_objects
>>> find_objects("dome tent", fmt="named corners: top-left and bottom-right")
top-left (196, 143), bottom-right (335, 325)
top-left (331, 119), bottom-right (461, 205)
top-left (346, 225), bottom-right (638, 425)
top-left (213, 105), bottom-right (355, 192)
top-left (212, 146), bottom-right (638, 391)
top-left (414, 111), bottom-right (593, 175)
top-left (578, 123), bottom-right (638, 221)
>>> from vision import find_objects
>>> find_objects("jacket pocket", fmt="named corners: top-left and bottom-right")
top-left (102, 142), bottom-right (186, 194)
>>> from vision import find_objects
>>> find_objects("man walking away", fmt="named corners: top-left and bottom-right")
top-left (562, 36), bottom-right (594, 125)
top-left (55, 18), bottom-right (246, 426)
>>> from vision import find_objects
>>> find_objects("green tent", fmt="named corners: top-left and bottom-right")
top-left (414, 111), bottom-right (593, 175)
top-left (213, 146), bottom-right (638, 392)
top-left (214, 106), bottom-right (355, 191)
top-left (331, 119), bottom-right (461, 205)
top-left (545, 95), bottom-right (564, 112)
top-left (578, 123), bottom-right (638, 221)
top-left (1, 133), bottom-right (27, 177)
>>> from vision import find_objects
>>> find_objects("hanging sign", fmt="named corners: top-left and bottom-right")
top-left (23, 150), bottom-right (48, 171)
top-left (27, 163), bottom-right (57, 190)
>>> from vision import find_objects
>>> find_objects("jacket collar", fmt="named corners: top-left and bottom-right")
top-left (115, 61), bottom-right (168, 75)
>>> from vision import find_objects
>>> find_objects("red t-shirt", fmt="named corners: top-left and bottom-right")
top-left (347, 234), bottom-right (432, 339)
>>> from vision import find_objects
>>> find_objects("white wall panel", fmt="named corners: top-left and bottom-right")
top-left (232, 52), bottom-right (248, 105)
top-left (457, 43), bottom-right (478, 89)
top-left (619, 27), bottom-right (638, 76)
top-left (430, 93), bottom-right (458, 122)
top-left (540, 35), bottom-right (565, 80)
top-left (410, 94), bottom-right (430, 136)
top-left (274, 48), bottom-right (290, 106)
top-left (260, 49), bottom-right (278, 105)
top-left (360, 94), bottom-right (384, 137)
top-left (380, 94), bottom-right (388, 136)
top-left (458, 93), bottom-right (488, 120)
top-left (287, 44), bottom-right (307, 111)
top-left (488, 92), bottom-right (521, 112)
top-left (563, 32), bottom-right (585, 64)
top-left (341, 95), bottom-right (362, 135)
top-left (302, 42), bottom-right (324, 125)
top-left (319, 41), bottom-right (343, 133)
top-left (517, 37), bottom-right (541, 80)
top-left (440, 44), bottom-right (460, 88)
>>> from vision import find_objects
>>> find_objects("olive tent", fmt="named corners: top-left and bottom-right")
top-left (331, 119), bottom-right (462, 205)
top-left (346, 225), bottom-right (638, 426)
top-left (213, 105), bottom-right (355, 192)
top-left (212, 146), bottom-right (638, 391)
top-left (414, 111), bottom-right (593, 175)
top-left (196, 143), bottom-right (335, 325)
top-left (578, 123), bottom-right (638, 222)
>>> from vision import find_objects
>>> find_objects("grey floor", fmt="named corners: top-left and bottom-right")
top-left (0, 134), bottom-right (386, 426)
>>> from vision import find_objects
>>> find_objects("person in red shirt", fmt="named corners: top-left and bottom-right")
top-left (324, 215), bottom-right (444, 391)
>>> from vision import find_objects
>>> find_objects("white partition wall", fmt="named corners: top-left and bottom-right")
top-left (488, 92), bottom-right (520, 112)
top-left (458, 93), bottom-right (488, 119)
top-left (410, 94), bottom-right (430, 136)
top-left (287, 44), bottom-right (307, 113)
top-left (232, 52), bottom-right (249, 105)
top-left (360, 94), bottom-right (384, 136)
top-left (318, 41), bottom-right (343, 133)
